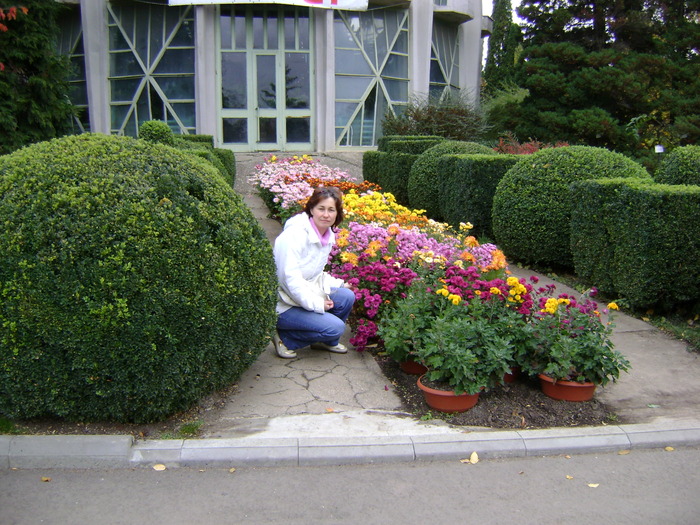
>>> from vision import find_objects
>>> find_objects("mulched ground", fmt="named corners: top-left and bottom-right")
top-left (374, 353), bottom-right (621, 429)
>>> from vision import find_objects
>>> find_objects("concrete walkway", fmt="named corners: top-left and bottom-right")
top-left (2, 151), bottom-right (699, 469)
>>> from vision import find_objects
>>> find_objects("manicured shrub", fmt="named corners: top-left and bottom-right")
top-left (571, 178), bottom-right (700, 310)
top-left (0, 134), bottom-right (276, 423)
top-left (438, 154), bottom-right (520, 238)
top-left (654, 145), bottom-right (700, 186)
top-left (377, 135), bottom-right (444, 152)
top-left (177, 134), bottom-right (215, 146)
top-left (492, 146), bottom-right (650, 268)
top-left (384, 138), bottom-right (445, 155)
top-left (362, 150), bottom-right (419, 204)
top-left (408, 141), bottom-right (498, 221)
top-left (139, 120), bottom-right (176, 146)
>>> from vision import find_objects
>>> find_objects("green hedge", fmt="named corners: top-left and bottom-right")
top-left (0, 134), bottom-right (276, 423)
top-left (492, 146), bottom-right (651, 268)
top-left (362, 150), bottom-right (419, 204)
top-left (408, 141), bottom-right (498, 221)
top-left (177, 134), bottom-right (215, 146)
top-left (654, 145), bottom-right (700, 186)
top-left (571, 178), bottom-right (700, 310)
top-left (438, 154), bottom-right (520, 238)
top-left (377, 135), bottom-right (444, 152)
top-left (385, 138), bottom-right (446, 155)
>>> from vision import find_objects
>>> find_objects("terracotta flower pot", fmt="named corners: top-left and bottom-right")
top-left (503, 366), bottom-right (521, 384)
top-left (399, 358), bottom-right (428, 376)
top-left (538, 373), bottom-right (596, 402)
top-left (416, 375), bottom-right (479, 413)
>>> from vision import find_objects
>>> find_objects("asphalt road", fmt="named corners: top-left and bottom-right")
top-left (2, 447), bottom-right (699, 524)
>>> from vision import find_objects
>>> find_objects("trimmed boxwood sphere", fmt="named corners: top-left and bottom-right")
top-left (654, 145), bottom-right (700, 186)
top-left (492, 146), bottom-right (650, 268)
top-left (408, 141), bottom-right (497, 220)
top-left (0, 134), bottom-right (277, 423)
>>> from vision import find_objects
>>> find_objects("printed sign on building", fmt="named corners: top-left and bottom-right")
top-left (168, 0), bottom-right (369, 10)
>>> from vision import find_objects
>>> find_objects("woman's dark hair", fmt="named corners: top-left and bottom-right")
top-left (304, 186), bottom-right (344, 228)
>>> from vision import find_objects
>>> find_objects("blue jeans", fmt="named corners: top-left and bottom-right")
top-left (276, 287), bottom-right (355, 351)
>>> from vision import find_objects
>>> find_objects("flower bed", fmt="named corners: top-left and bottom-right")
top-left (249, 154), bottom-right (628, 390)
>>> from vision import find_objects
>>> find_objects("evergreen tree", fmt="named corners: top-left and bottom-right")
top-left (0, 0), bottom-right (75, 154)
top-left (509, 0), bottom-right (700, 165)
top-left (483, 0), bottom-right (523, 94)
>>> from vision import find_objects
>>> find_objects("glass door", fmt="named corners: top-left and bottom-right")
top-left (219, 6), bottom-right (313, 151)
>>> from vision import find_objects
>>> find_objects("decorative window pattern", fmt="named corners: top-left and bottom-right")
top-left (108, 3), bottom-right (195, 137)
top-left (56, 6), bottom-right (89, 134)
top-left (334, 8), bottom-right (409, 147)
top-left (430, 20), bottom-right (460, 99)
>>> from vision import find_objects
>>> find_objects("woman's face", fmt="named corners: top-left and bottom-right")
top-left (310, 196), bottom-right (338, 234)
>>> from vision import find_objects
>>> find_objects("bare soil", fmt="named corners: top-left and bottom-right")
top-left (374, 353), bottom-right (622, 429)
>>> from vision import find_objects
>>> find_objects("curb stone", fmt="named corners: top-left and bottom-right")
top-left (3, 419), bottom-right (700, 469)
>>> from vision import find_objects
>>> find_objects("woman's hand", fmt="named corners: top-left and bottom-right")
top-left (324, 299), bottom-right (334, 311)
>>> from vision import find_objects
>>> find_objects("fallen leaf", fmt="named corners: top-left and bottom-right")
top-left (564, 455), bottom-right (572, 459)
top-left (618, 450), bottom-right (631, 455)
top-left (519, 471), bottom-right (525, 475)
top-left (459, 458), bottom-right (470, 464)
top-left (384, 385), bottom-right (389, 391)
top-left (566, 475), bottom-right (574, 480)
top-left (470, 451), bottom-right (479, 464)
top-left (588, 483), bottom-right (599, 488)
top-left (229, 468), bottom-right (236, 473)
top-left (647, 404), bottom-right (660, 408)
top-left (642, 317), bottom-right (650, 322)
top-left (665, 446), bottom-right (675, 452)
top-left (325, 407), bottom-right (335, 413)
top-left (153, 464), bottom-right (166, 471)
top-left (41, 477), bottom-right (51, 482)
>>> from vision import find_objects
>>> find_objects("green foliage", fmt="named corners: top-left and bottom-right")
top-left (654, 145), bottom-right (700, 186)
top-left (385, 138), bottom-right (446, 155)
top-left (139, 120), bottom-right (176, 146)
top-left (361, 151), bottom-right (419, 205)
top-left (571, 178), bottom-right (700, 311)
top-left (438, 154), bottom-right (520, 238)
top-left (382, 91), bottom-right (491, 142)
top-left (176, 134), bottom-right (215, 146)
top-left (0, 134), bottom-right (277, 423)
top-left (513, 1), bottom-right (700, 161)
top-left (408, 141), bottom-right (497, 221)
top-left (417, 304), bottom-right (515, 395)
top-left (527, 307), bottom-right (629, 386)
top-left (377, 135), bottom-right (444, 153)
top-left (483, 0), bottom-right (522, 95)
top-left (492, 146), bottom-right (650, 268)
top-left (0, 0), bottom-right (76, 154)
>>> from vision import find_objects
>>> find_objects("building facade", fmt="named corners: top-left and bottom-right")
top-left (57, 0), bottom-right (491, 152)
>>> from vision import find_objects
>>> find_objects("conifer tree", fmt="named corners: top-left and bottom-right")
top-left (0, 0), bottom-right (75, 154)
top-left (483, 0), bottom-right (522, 94)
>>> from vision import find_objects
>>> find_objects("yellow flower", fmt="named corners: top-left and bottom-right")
top-left (608, 302), bottom-right (619, 310)
top-left (449, 294), bottom-right (461, 306)
top-left (474, 290), bottom-right (482, 296)
top-left (339, 252), bottom-right (359, 266)
top-left (507, 276), bottom-right (520, 287)
top-left (490, 287), bottom-right (501, 295)
top-left (459, 222), bottom-right (473, 231)
top-left (436, 288), bottom-right (449, 297)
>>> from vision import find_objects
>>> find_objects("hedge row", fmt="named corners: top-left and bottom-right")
top-left (377, 135), bottom-right (444, 153)
top-left (654, 145), bottom-right (700, 186)
top-left (492, 146), bottom-right (651, 268)
top-left (362, 150), bottom-right (419, 205)
top-left (571, 178), bottom-right (700, 310)
top-left (438, 154), bottom-right (520, 238)
top-left (408, 141), bottom-right (498, 221)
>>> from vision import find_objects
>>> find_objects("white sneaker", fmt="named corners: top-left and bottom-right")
top-left (273, 333), bottom-right (296, 359)
top-left (311, 342), bottom-right (348, 354)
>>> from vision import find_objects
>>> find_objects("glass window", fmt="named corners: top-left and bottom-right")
top-left (221, 53), bottom-right (247, 109)
top-left (257, 55), bottom-right (277, 109)
top-left (220, 14), bottom-right (232, 50)
top-left (223, 118), bottom-right (247, 143)
top-left (335, 76), bottom-right (372, 100)
top-left (259, 118), bottom-right (276, 143)
top-left (155, 49), bottom-right (195, 74)
top-left (285, 53), bottom-right (310, 109)
top-left (286, 118), bottom-right (310, 142)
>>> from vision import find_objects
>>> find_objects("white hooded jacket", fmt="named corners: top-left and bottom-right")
top-left (273, 212), bottom-right (345, 315)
